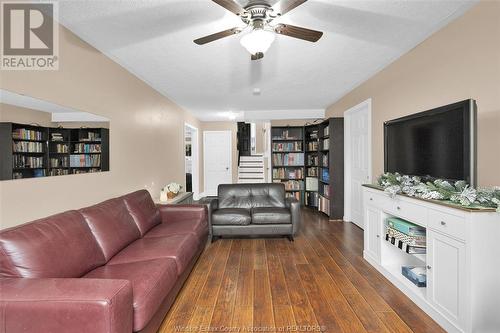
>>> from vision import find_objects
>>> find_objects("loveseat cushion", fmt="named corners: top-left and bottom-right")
top-left (218, 183), bottom-right (286, 209)
top-left (212, 208), bottom-right (252, 226)
top-left (84, 258), bottom-right (177, 332)
top-left (145, 218), bottom-right (208, 239)
top-left (122, 190), bottom-right (161, 236)
top-left (80, 198), bottom-right (141, 261)
top-left (107, 234), bottom-right (200, 275)
top-left (251, 207), bottom-right (291, 225)
top-left (0, 211), bottom-right (106, 278)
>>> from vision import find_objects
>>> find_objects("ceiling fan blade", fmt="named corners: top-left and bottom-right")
top-left (212, 0), bottom-right (246, 16)
top-left (273, 0), bottom-right (308, 16)
top-left (251, 52), bottom-right (264, 61)
top-left (274, 23), bottom-right (323, 42)
top-left (194, 27), bottom-right (242, 45)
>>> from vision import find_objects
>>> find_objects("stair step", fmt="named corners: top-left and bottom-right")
top-left (240, 156), bottom-right (264, 162)
top-left (238, 179), bottom-right (266, 184)
top-left (238, 167), bottom-right (263, 172)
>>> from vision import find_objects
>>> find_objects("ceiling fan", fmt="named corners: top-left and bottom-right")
top-left (194, 0), bottom-right (323, 60)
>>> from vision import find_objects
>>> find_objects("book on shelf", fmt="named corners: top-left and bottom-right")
top-left (13, 155), bottom-right (44, 168)
top-left (80, 132), bottom-right (101, 142)
top-left (318, 195), bottom-right (330, 215)
top-left (308, 131), bottom-right (318, 140)
top-left (321, 168), bottom-right (330, 183)
top-left (321, 183), bottom-right (330, 197)
top-left (272, 141), bottom-right (302, 152)
top-left (322, 139), bottom-right (329, 150)
top-left (272, 153), bottom-right (304, 166)
top-left (53, 144), bottom-right (69, 153)
top-left (321, 153), bottom-right (329, 167)
top-left (272, 129), bottom-right (301, 140)
top-left (70, 154), bottom-right (101, 168)
top-left (323, 126), bottom-right (329, 137)
top-left (50, 156), bottom-right (69, 168)
top-left (276, 180), bottom-right (303, 191)
top-left (72, 168), bottom-right (101, 174)
top-left (306, 167), bottom-right (318, 177)
top-left (386, 226), bottom-right (426, 247)
top-left (306, 192), bottom-right (319, 206)
top-left (49, 169), bottom-right (70, 176)
top-left (286, 191), bottom-right (301, 201)
top-left (306, 155), bottom-right (318, 166)
top-left (50, 133), bottom-right (64, 141)
top-left (73, 143), bottom-right (101, 153)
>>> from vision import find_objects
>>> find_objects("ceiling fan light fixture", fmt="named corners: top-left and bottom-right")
top-left (240, 28), bottom-right (276, 55)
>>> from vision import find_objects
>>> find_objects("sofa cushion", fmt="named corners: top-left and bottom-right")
top-left (122, 190), bottom-right (161, 236)
top-left (251, 207), bottom-right (291, 225)
top-left (107, 234), bottom-right (200, 275)
top-left (145, 219), bottom-right (208, 239)
top-left (0, 211), bottom-right (105, 278)
top-left (218, 183), bottom-right (286, 209)
top-left (84, 258), bottom-right (177, 332)
top-left (80, 198), bottom-right (141, 261)
top-left (212, 208), bottom-right (252, 226)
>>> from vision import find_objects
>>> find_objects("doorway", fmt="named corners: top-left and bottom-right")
top-left (203, 131), bottom-right (232, 196)
top-left (184, 123), bottom-right (199, 200)
top-left (344, 99), bottom-right (372, 229)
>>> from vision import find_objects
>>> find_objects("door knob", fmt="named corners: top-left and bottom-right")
top-left (226, 167), bottom-right (229, 170)
top-left (427, 265), bottom-right (432, 270)
top-left (440, 221), bottom-right (446, 226)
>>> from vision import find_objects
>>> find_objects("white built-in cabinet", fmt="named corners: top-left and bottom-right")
top-left (363, 186), bottom-right (500, 333)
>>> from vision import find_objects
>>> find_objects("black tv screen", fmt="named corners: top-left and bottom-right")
top-left (384, 100), bottom-right (476, 185)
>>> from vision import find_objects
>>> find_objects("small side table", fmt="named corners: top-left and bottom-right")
top-left (155, 192), bottom-right (193, 205)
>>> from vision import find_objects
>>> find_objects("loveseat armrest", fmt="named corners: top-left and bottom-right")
top-left (157, 204), bottom-right (208, 225)
top-left (286, 197), bottom-right (301, 235)
top-left (207, 199), bottom-right (219, 236)
top-left (0, 278), bottom-right (133, 333)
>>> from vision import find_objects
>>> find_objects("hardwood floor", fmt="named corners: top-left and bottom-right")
top-left (158, 208), bottom-right (444, 333)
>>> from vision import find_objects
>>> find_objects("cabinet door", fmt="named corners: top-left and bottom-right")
top-left (364, 207), bottom-right (381, 263)
top-left (427, 230), bottom-right (466, 328)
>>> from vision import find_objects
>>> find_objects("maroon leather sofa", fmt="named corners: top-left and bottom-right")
top-left (0, 190), bottom-right (208, 333)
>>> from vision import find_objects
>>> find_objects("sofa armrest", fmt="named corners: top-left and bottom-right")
top-left (0, 278), bottom-right (133, 333)
top-left (286, 197), bottom-right (301, 235)
top-left (207, 199), bottom-right (219, 236)
top-left (157, 204), bottom-right (208, 224)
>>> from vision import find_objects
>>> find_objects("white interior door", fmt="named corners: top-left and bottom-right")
top-left (345, 99), bottom-right (372, 229)
top-left (204, 131), bottom-right (232, 196)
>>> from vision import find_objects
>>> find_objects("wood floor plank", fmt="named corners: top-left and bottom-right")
top-left (265, 240), bottom-right (291, 306)
top-left (273, 305), bottom-right (296, 329)
top-left (235, 240), bottom-right (254, 307)
top-left (231, 306), bottom-right (253, 329)
top-left (187, 306), bottom-right (214, 332)
top-left (377, 311), bottom-right (414, 333)
top-left (253, 269), bottom-right (275, 329)
top-left (343, 292), bottom-right (392, 333)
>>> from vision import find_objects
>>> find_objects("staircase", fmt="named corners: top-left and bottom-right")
top-left (238, 155), bottom-right (266, 183)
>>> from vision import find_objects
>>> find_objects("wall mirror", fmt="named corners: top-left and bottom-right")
top-left (0, 89), bottom-right (110, 181)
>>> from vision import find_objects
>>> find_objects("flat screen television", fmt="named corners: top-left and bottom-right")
top-left (384, 99), bottom-right (477, 186)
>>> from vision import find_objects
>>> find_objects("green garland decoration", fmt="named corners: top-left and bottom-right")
top-left (377, 172), bottom-right (500, 212)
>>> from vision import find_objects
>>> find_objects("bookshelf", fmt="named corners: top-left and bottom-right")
top-left (0, 122), bottom-right (109, 180)
top-left (304, 124), bottom-right (319, 208)
top-left (271, 126), bottom-right (305, 203)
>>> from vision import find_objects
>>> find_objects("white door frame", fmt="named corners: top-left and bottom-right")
top-left (344, 98), bottom-right (372, 224)
top-left (203, 130), bottom-right (233, 197)
top-left (185, 123), bottom-right (200, 200)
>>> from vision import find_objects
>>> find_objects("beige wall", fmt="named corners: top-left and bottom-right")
top-left (200, 122), bottom-right (238, 193)
top-left (0, 104), bottom-right (53, 126)
top-left (326, 1), bottom-right (500, 186)
top-left (0, 24), bottom-right (201, 228)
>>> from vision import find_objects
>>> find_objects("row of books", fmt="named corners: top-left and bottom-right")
top-left (318, 195), bottom-right (330, 215)
top-left (49, 169), bottom-right (70, 176)
top-left (306, 141), bottom-right (318, 151)
top-left (272, 129), bottom-right (300, 140)
top-left (13, 169), bottom-right (46, 179)
top-left (307, 155), bottom-right (318, 166)
top-left (320, 168), bottom-right (330, 183)
top-left (50, 157), bottom-right (69, 168)
top-left (13, 156), bottom-right (44, 169)
top-left (53, 144), bottom-right (69, 153)
top-left (273, 167), bottom-right (303, 179)
top-left (306, 167), bottom-right (318, 177)
top-left (280, 180), bottom-right (303, 191)
top-left (272, 142), bottom-right (302, 152)
top-left (306, 192), bottom-right (319, 207)
top-left (385, 217), bottom-right (426, 254)
top-left (12, 141), bottom-right (44, 153)
top-left (323, 126), bottom-right (329, 137)
top-left (272, 153), bottom-right (304, 166)
top-left (12, 128), bottom-right (43, 141)
top-left (80, 132), bottom-right (101, 142)
top-left (73, 143), bottom-right (102, 153)
top-left (322, 138), bottom-right (330, 150)
top-left (70, 154), bottom-right (101, 168)
top-left (307, 130), bottom-right (318, 140)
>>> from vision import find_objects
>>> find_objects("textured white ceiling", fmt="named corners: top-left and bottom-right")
top-left (56, 0), bottom-right (477, 121)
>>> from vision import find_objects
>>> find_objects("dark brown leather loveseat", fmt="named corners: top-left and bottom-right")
top-left (208, 183), bottom-right (300, 241)
top-left (0, 190), bottom-right (208, 333)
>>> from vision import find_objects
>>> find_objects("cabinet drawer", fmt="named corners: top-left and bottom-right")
top-left (365, 191), bottom-right (389, 208)
top-left (386, 199), bottom-right (425, 225)
top-left (428, 209), bottom-right (466, 240)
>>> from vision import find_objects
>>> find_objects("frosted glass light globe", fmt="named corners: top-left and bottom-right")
top-left (240, 29), bottom-right (276, 55)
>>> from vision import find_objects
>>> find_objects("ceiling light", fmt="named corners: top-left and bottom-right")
top-left (240, 28), bottom-right (276, 55)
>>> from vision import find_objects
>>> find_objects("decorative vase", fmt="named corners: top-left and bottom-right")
top-left (167, 191), bottom-right (177, 199)
top-left (159, 190), bottom-right (168, 203)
